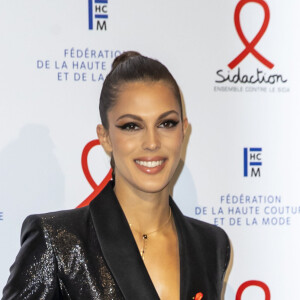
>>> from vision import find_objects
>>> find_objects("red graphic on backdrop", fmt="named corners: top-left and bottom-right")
top-left (228, 0), bottom-right (274, 69)
top-left (236, 280), bottom-right (271, 300)
top-left (77, 139), bottom-right (112, 208)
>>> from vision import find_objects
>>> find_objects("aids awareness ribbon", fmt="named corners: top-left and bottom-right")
top-left (77, 139), bottom-right (112, 208)
top-left (228, 0), bottom-right (274, 69)
top-left (194, 292), bottom-right (203, 300)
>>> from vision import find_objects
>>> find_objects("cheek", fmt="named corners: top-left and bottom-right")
top-left (110, 132), bottom-right (138, 157)
top-left (163, 131), bottom-right (184, 156)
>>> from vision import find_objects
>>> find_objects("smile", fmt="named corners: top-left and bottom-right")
top-left (135, 160), bottom-right (165, 168)
top-left (134, 157), bottom-right (167, 174)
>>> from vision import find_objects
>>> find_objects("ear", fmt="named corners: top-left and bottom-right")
top-left (182, 117), bottom-right (189, 137)
top-left (96, 124), bottom-right (112, 153)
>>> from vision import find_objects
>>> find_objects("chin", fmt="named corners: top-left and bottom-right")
top-left (132, 176), bottom-right (171, 194)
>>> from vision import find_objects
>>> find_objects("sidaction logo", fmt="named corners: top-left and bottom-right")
top-left (228, 0), bottom-right (273, 70)
top-left (215, 0), bottom-right (288, 91)
top-left (88, 0), bottom-right (108, 31)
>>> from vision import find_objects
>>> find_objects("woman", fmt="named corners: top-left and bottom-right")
top-left (2, 52), bottom-right (230, 300)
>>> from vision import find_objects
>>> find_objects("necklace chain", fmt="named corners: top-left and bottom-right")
top-left (129, 208), bottom-right (172, 260)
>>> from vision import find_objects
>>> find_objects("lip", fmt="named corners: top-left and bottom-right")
top-left (134, 156), bottom-right (167, 175)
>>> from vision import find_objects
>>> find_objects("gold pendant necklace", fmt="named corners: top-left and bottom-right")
top-left (129, 208), bottom-right (172, 260)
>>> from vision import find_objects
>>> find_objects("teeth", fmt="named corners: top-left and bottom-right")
top-left (135, 160), bottom-right (164, 168)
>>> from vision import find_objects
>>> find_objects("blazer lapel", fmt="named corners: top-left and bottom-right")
top-left (89, 181), bottom-right (160, 300)
top-left (170, 199), bottom-right (208, 300)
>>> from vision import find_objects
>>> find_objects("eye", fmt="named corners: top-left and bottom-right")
top-left (116, 122), bottom-right (141, 131)
top-left (158, 120), bottom-right (179, 128)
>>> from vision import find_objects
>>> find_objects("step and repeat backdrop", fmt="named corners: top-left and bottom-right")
top-left (1, 0), bottom-right (300, 299)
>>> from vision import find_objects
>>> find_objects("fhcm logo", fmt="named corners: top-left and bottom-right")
top-left (244, 148), bottom-right (262, 177)
top-left (88, 0), bottom-right (108, 30)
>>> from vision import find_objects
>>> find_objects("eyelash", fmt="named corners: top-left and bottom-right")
top-left (117, 122), bottom-right (140, 131)
top-left (158, 120), bottom-right (179, 128)
top-left (116, 120), bottom-right (179, 131)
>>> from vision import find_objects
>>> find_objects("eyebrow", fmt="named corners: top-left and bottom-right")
top-left (116, 110), bottom-right (180, 122)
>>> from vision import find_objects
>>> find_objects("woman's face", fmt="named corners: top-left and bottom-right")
top-left (98, 80), bottom-right (188, 194)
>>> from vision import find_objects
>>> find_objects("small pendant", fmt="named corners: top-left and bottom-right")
top-left (141, 234), bottom-right (148, 260)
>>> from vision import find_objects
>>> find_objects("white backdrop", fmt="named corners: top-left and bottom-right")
top-left (1, 1), bottom-right (300, 299)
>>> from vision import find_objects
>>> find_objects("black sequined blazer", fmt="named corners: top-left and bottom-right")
top-left (2, 181), bottom-right (230, 300)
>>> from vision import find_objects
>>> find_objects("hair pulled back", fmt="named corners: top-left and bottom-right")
top-left (99, 51), bottom-right (182, 129)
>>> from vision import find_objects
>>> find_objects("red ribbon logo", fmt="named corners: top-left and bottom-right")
top-left (77, 139), bottom-right (112, 208)
top-left (236, 280), bottom-right (271, 300)
top-left (228, 0), bottom-right (274, 69)
top-left (194, 292), bottom-right (203, 300)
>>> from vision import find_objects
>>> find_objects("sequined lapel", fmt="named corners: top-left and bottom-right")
top-left (89, 181), bottom-right (160, 300)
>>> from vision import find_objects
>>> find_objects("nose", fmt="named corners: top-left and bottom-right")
top-left (142, 128), bottom-right (161, 151)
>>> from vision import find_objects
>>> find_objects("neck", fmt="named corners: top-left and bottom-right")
top-left (114, 178), bottom-right (171, 234)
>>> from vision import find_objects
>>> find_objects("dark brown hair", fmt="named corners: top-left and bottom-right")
top-left (99, 51), bottom-right (183, 129)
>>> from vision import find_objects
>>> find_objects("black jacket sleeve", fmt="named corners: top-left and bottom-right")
top-left (2, 215), bottom-right (61, 299)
